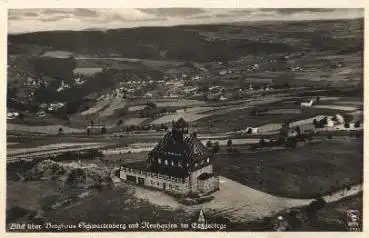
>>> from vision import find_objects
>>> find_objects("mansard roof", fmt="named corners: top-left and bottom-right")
top-left (149, 131), bottom-right (209, 162)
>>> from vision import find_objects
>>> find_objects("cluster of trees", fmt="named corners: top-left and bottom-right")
top-left (138, 104), bottom-right (177, 118)
top-left (313, 117), bottom-right (327, 129)
top-left (225, 138), bottom-right (241, 154)
top-left (313, 117), bottom-right (361, 129)
top-left (119, 123), bottom-right (168, 132)
top-left (206, 140), bottom-right (220, 154)
top-left (250, 107), bottom-right (269, 116)
top-left (53, 149), bottom-right (104, 162)
top-left (250, 122), bottom-right (313, 150)
top-left (86, 126), bottom-right (107, 135)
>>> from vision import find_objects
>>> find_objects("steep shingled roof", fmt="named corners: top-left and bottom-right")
top-left (149, 131), bottom-right (209, 163)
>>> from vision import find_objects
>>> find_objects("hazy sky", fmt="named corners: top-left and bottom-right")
top-left (8, 8), bottom-right (363, 34)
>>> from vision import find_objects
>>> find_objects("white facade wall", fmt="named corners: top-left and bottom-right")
top-left (144, 176), bottom-right (190, 193)
top-left (189, 164), bottom-right (213, 192)
top-left (120, 164), bottom-right (219, 195)
top-left (120, 167), bottom-right (190, 194)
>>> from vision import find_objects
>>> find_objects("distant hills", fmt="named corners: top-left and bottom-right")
top-left (7, 18), bottom-right (364, 117)
top-left (8, 18), bottom-right (363, 63)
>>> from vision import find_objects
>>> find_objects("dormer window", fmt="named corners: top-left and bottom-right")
top-left (207, 157), bottom-right (210, 163)
top-left (171, 161), bottom-right (175, 166)
top-left (178, 162), bottom-right (182, 167)
top-left (186, 163), bottom-right (189, 167)
top-left (165, 160), bottom-right (168, 165)
top-left (195, 163), bottom-right (198, 168)
top-left (158, 158), bottom-right (161, 164)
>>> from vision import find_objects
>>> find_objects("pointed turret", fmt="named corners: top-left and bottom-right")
top-left (197, 209), bottom-right (206, 223)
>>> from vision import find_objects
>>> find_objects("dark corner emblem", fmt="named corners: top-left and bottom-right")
top-left (346, 209), bottom-right (361, 231)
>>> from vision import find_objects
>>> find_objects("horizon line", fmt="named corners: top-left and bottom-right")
top-left (8, 16), bottom-right (363, 35)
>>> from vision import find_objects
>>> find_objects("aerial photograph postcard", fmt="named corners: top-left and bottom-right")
top-left (6, 7), bottom-right (364, 232)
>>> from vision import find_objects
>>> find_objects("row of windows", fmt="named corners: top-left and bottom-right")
top-left (150, 180), bottom-right (180, 190)
top-left (157, 158), bottom-right (210, 168)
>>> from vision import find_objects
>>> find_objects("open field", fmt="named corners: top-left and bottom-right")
top-left (7, 142), bottom-right (106, 156)
top-left (98, 98), bottom-right (127, 117)
top-left (80, 100), bottom-right (110, 116)
top-left (72, 67), bottom-right (103, 76)
top-left (194, 105), bottom-right (350, 133)
top-left (213, 139), bottom-right (363, 198)
top-left (7, 114), bottom-right (67, 127)
top-left (7, 124), bottom-right (85, 134)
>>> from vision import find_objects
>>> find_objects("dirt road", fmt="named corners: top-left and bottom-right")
top-left (131, 176), bottom-right (362, 223)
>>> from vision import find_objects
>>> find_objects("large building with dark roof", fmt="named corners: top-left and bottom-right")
top-left (120, 118), bottom-right (219, 195)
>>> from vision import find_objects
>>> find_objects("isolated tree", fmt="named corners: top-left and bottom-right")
top-left (313, 119), bottom-right (318, 128)
top-left (354, 121), bottom-right (361, 128)
top-left (320, 117), bottom-right (328, 126)
top-left (206, 140), bottom-right (213, 148)
top-left (58, 127), bottom-right (64, 135)
top-left (86, 128), bottom-right (90, 136)
top-left (101, 126), bottom-right (107, 134)
top-left (286, 137), bottom-right (297, 149)
top-left (279, 127), bottom-right (288, 139)
top-left (89, 120), bottom-right (94, 126)
top-left (160, 123), bottom-right (166, 130)
top-left (259, 137), bottom-right (266, 147)
top-left (227, 138), bottom-right (233, 147)
top-left (295, 126), bottom-right (301, 135)
top-left (212, 142), bottom-right (220, 154)
top-left (247, 128), bottom-right (253, 134)
top-left (116, 119), bottom-right (123, 126)
top-left (344, 122), bottom-right (350, 128)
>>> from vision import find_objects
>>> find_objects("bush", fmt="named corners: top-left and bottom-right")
top-left (101, 127), bottom-right (107, 134)
top-left (206, 140), bottom-right (213, 148)
top-left (250, 144), bottom-right (259, 151)
top-left (258, 138), bottom-right (266, 147)
top-left (227, 138), bottom-right (232, 147)
top-left (212, 142), bottom-right (220, 154)
top-left (116, 119), bottom-right (123, 126)
top-left (305, 197), bottom-right (326, 220)
top-left (285, 137), bottom-right (297, 149)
